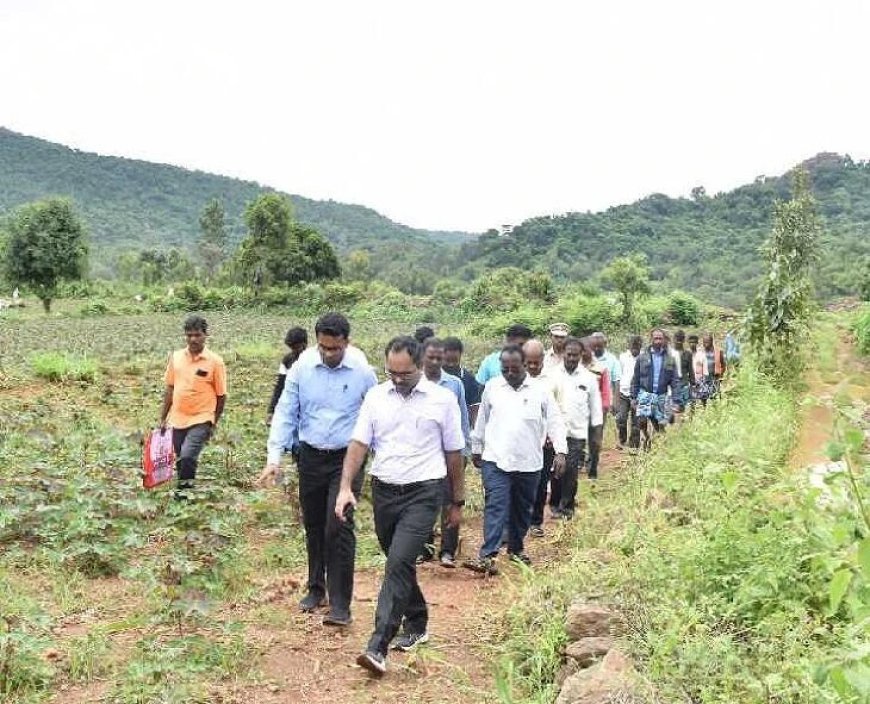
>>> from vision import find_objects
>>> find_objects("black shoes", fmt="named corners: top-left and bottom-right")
top-left (299, 592), bottom-right (327, 612)
top-left (323, 611), bottom-right (353, 627)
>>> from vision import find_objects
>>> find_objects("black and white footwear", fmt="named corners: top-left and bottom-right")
top-left (509, 552), bottom-right (532, 566)
top-left (439, 553), bottom-right (456, 568)
top-left (357, 650), bottom-right (387, 676)
top-left (529, 525), bottom-right (545, 538)
top-left (462, 556), bottom-right (499, 576)
top-left (392, 631), bottom-right (430, 652)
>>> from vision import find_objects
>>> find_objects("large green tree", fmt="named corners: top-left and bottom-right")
top-left (3, 197), bottom-right (88, 312)
top-left (234, 193), bottom-right (340, 288)
top-left (198, 198), bottom-right (228, 280)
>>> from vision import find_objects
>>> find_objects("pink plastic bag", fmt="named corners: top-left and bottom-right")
top-left (143, 428), bottom-right (175, 489)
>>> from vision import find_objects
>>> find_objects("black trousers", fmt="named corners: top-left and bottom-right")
top-left (586, 421), bottom-right (603, 478)
top-left (558, 438), bottom-right (586, 515)
top-left (531, 444), bottom-right (556, 527)
top-left (172, 422), bottom-right (212, 487)
top-left (368, 477), bottom-right (443, 656)
top-left (297, 443), bottom-right (363, 617)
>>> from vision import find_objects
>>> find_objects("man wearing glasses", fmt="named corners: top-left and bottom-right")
top-left (335, 336), bottom-right (465, 676)
top-left (265, 312), bottom-right (377, 627)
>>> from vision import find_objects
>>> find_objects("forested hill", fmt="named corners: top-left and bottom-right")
top-left (458, 153), bottom-right (870, 305)
top-left (0, 127), bottom-right (473, 257)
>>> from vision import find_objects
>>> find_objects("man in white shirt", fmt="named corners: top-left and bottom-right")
top-left (465, 344), bottom-right (567, 575)
top-left (616, 335), bottom-right (643, 450)
top-left (523, 339), bottom-right (559, 538)
top-left (552, 337), bottom-right (603, 518)
top-left (544, 322), bottom-right (569, 369)
top-left (335, 336), bottom-right (465, 677)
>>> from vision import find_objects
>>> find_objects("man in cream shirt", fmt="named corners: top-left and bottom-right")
top-left (552, 337), bottom-right (603, 518)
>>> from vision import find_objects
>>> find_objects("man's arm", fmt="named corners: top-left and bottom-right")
top-left (444, 449), bottom-right (465, 528)
top-left (335, 440), bottom-right (370, 520)
top-left (470, 385), bottom-right (491, 467)
top-left (159, 386), bottom-right (173, 431)
top-left (455, 382), bottom-right (471, 457)
top-left (630, 356), bottom-right (641, 401)
top-left (214, 395), bottom-right (226, 427)
top-left (265, 365), bottom-right (303, 469)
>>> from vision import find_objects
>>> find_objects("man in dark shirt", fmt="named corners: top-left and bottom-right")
top-left (266, 326), bottom-right (308, 426)
top-left (442, 336), bottom-right (481, 426)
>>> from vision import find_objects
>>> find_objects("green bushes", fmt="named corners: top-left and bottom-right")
top-left (855, 306), bottom-right (870, 355)
top-left (667, 290), bottom-right (703, 325)
top-left (31, 352), bottom-right (97, 382)
top-left (466, 268), bottom-right (555, 313)
top-left (553, 294), bottom-right (618, 336)
top-left (496, 360), bottom-right (863, 702)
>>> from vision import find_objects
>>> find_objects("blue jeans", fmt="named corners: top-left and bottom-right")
top-left (480, 462), bottom-right (541, 558)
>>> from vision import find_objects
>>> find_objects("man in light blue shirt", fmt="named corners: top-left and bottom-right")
top-left (264, 312), bottom-right (377, 626)
top-left (475, 323), bottom-right (533, 386)
top-left (419, 337), bottom-right (470, 567)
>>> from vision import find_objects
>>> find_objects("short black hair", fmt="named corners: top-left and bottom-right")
top-left (505, 324), bottom-right (533, 341)
top-left (674, 329), bottom-right (686, 343)
top-left (414, 326), bottom-right (436, 343)
top-left (564, 336), bottom-right (585, 351)
top-left (183, 314), bottom-right (208, 333)
top-left (315, 312), bottom-right (350, 340)
top-left (284, 326), bottom-right (308, 347)
top-left (422, 337), bottom-right (444, 353)
top-left (385, 335), bottom-right (423, 365)
top-left (442, 336), bottom-right (464, 353)
top-left (687, 333), bottom-right (699, 343)
top-left (500, 343), bottom-right (525, 362)
top-left (629, 335), bottom-right (643, 348)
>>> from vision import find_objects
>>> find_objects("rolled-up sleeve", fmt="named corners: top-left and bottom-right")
top-left (267, 363), bottom-right (301, 465)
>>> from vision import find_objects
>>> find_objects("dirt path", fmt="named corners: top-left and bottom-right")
top-left (218, 449), bottom-right (621, 704)
top-left (790, 321), bottom-right (870, 470)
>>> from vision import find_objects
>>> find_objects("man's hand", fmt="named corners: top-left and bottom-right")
top-left (552, 452), bottom-right (567, 477)
top-left (265, 413), bottom-right (273, 427)
top-left (445, 504), bottom-right (463, 529)
top-left (335, 488), bottom-right (357, 522)
top-left (471, 453), bottom-right (483, 469)
top-left (159, 423), bottom-right (168, 436)
top-left (256, 462), bottom-right (281, 487)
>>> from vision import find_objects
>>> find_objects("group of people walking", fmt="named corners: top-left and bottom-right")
top-left (156, 312), bottom-right (736, 678)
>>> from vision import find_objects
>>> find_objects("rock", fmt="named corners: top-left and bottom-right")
top-left (555, 648), bottom-right (637, 704)
top-left (555, 659), bottom-right (580, 688)
top-left (565, 603), bottom-right (615, 640)
top-left (565, 636), bottom-right (613, 667)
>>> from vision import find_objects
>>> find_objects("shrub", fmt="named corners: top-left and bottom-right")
top-left (467, 268), bottom-right (555, 313)
top-left (31, 352), bottom-right (97, 382)
top-left (668, 290), bottom-right (703, 326)
top-left (469, 305), bottom-right (551, 339)
top-left (553, 295), bottom-right (617, 337)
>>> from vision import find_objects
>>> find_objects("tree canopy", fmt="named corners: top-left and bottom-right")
top-left (3, 197), bottom-right (88, 311)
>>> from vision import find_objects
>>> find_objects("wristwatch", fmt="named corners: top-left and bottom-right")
top-left (452, 499), bottom-right (466, 507)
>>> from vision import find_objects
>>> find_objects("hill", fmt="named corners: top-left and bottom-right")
top-left (457, 153), bottom-right (870, 305)
top-left (0, 128), bottom-right (474, 273)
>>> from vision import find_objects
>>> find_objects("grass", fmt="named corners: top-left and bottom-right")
top-left (30, 351), bottom-right (98, 382)
top-left (494, 357), bottom-right (855, 703)
top-left (0, 309), bottom-right (494, 703)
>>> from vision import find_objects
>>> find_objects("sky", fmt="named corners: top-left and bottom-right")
top-left (1, 0), bottom-right (868, 233)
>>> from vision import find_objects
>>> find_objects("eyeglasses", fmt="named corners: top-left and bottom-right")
top-left (385, 367), bottom-right (418, 380)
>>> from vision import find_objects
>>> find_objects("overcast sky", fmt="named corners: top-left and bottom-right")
top-left (1, 0), bottom-right (867, 233)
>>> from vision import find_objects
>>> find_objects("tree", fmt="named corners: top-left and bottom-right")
top-left (3, 197), bottom-right (88, 312)
top-left (233, 193), bottom-right (340, 288)
top-left (745, 168), bottom-right (820, 382)
top-left (344, 249), bottom-right (372, 281)
top-left (198, 198), bottom-right (228, 280)
top-left (601, 254), bottom-right (650, 325)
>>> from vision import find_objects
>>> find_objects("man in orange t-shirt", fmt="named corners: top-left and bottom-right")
top-left (158, 315), bottom-right (227, 496)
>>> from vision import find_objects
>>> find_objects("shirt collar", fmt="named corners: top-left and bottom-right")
top-left (314, 349), bottom-right (357, 370)
top-left (185, 348), bottom-right (207, 362)
top-left (495, 374), bottom-right (531, 391)
top-left (388, 376), bottom-right (434, 396)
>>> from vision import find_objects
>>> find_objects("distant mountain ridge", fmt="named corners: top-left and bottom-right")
top-left (456, 152), bottom-right (870, 305)
top-left (2, 127), bottom-right (867, 304)
top-left (0, 128), bottom-right (475, 261)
